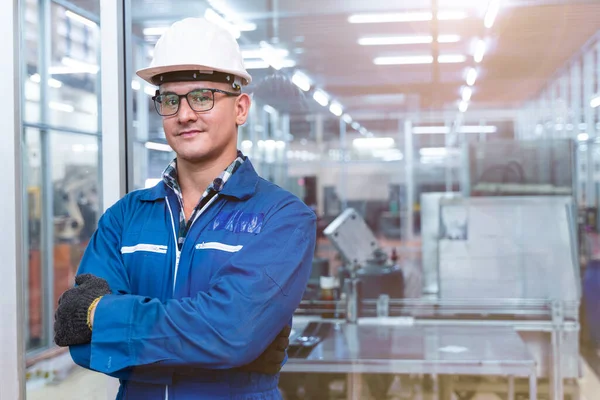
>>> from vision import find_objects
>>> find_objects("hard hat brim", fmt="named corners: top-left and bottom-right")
top-left (136, 64), bottom-right (252, 86)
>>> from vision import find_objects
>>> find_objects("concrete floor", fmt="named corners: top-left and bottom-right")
top-left (26, 357), bottom-right (600, 400)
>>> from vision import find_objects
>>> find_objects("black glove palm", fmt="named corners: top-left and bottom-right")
top-left (238, 325), bottom-right (291, 375)
top-left (54, 274), bottom-right (112, 347)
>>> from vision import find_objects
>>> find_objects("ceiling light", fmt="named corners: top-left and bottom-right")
top-left (351, 122), bottom-right (360, 130)
top-left (145, 141), bottom-right (172, 152)
top-left (353, 137), bottom-right (395, 149)
top-left (48, 78), bottom-right (62, 88)
top-left (413, 125), bottom-right (497, 134)
top-left (484, 0), bottom-right (501, 29)
top-left (578, 133), bottom-right (589, 141)
top-left (466, 67), bottom-right (478, 86)
top-left (437, 35), bottom-right (461, 43)
top-left (374, 55), bottom-right (434, 65)
top-left (359, 127), bottom-right (368, 135)
top-left (49, 102), bottom-right (74, 113)
top-left (244, 59), bottom-right (296, 69)
top-left (131, 80), bottom-right (141, 91)
top-left (205, 8), bottom-right (241, 39)
top-left (342, 114), bottom-right (353, 124)
top-left (291, 71), bottom-right (311, 91)
top-left (420, 147), bottom-right (448, 156)
top-left (358, 36), bottom-right (433, 46)
top-left (329, 102), bottom-right (343, 117)
top-left (459, 100), bottom-right (469, 113)
top-left (474, 39), bottom-right (486, 63)
top-left (349, 12), bottom-right (432, 24)
top-left (313, 90), bottom-right (329, 107)
top-left (438, 54), bottom-right (467, 63)
top-left (263, 104), bottom-right (277, 114)
top-left (591, 95), bottom-right (600, 108)
top-left (30, 74), bottom-right (41, 83)
top-left (49, 57), bottom-right (99, 75)
top-left (437, 10), bottom-right (468, 20)
top-left (65, 10), bottom-right (97, 28)
top-left (242, 48), bottom-right (289, 59)
top-left (259, 41), bottom-right (290, 70)
top-left (462, 87), bottom-right (473, 102)
top-left (144, 85), bottom-right (156, 96)
top-left (237, 22), bottom-right (257, 32)
top-left (143, 27), bottom-right (168, 36)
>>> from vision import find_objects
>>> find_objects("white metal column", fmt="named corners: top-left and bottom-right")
top-left (0, 0), bottom-right (25, 399)
top-left (100, 0), bottom-right (128, 210)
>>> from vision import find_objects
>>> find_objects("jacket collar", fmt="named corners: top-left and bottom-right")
top-left (140, 157), bottom-right (259, 202)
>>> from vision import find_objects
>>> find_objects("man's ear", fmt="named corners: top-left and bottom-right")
top-left (235, 93), bottom-right (251, 126)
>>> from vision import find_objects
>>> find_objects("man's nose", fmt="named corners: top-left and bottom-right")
top-left (177, 97), bottom-right (198, 123)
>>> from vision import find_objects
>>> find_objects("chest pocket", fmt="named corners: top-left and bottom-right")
top-left (121, 229), bottom-right (171, 297)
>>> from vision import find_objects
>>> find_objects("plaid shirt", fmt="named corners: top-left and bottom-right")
top-left (162, 151), bottom-right (245, 250)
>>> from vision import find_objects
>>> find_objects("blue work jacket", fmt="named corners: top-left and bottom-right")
top-left (69, 159), bottom-right (317, 399)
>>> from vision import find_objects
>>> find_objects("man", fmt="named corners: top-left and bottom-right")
top-left (53, 17), bottom-right (316, 399)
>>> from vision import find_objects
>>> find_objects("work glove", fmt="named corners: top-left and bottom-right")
top-left (238, 325), bottom-right (291, 375)
top-left (54, 274), bottom-right (112, 347)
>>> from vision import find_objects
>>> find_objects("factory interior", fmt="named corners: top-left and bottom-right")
top-left (3, 0), bottom-right (600, 399)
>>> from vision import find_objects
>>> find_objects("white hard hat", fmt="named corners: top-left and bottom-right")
top-left (136, 17), bottom-right (252, 88)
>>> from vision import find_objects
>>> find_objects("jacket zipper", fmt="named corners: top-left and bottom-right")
top-left (163, 193), bottom-right (220, 400)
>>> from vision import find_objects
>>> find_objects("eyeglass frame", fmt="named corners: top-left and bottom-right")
top-left (152, 88), bottom-right (241, 117)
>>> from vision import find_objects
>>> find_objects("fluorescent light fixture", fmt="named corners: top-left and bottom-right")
top-left (145, 141), bottom-right (172, 152)
top-left (259, 41), bottom-right (286, 70)
top-left (351, 122), bottom-right (360, 130)
top-left (462, 86), bottom-right (473, 102)
top-left (242, 48), bottom-right (289, 59)
top-left (349, 12), bottom-right (432, 24)
top-left (359, 36), bottom-right (433, 46)
top-left (466, 67), bottom-right (478, 86)
top-left (342, 114), bottom-right (353, 124)
top-left (413, 125), bottom-right (498, 134)
top-left (438, 54), bottom-right (467, 63)
top-left (291, 71), bottom-right (311, 91)
top-left (275, 141), bottom-right (286, 149)
top-left (131, 80), bottom-right (141, 91)
top-left (329, 102), bottom-right (343, 117)
top-left (437, 10), bottom-right (468, 20)
top-left (144, 85), bottom-right (156, 96)
top-left (49, 102), bottom-right (74, 113)
top-left (237, 22), bottom-right (257, 32)
top-left (437, 35), bottom-right (461, 43)
top-left (205, 8), bottom-right (241, 39)
top-left (474, 39), bottom-right (486, 63)
top-left (484, 0), bottom-right (501, 29)
top-left (49, 57), bottom-right (99, 75)
top-left (459, 100), bottom-right (469, 113)
top-left (143, 27), bottom-right (168, 36)
top-left (353, 137), bottom-right (395, 148)
top-left (145, 178), bottom-right (162, 188)
top-left (359, 127), bottom-right (368, 135)
top-left (65, 10), bottom-right (97, 28)
top-left (48, 78), bottom-right (63, 88)
top-left (263, 104), bottom-right (277, 114)
top-left (591, 95), bottom-right (600, 108)
top-left (241, 140), bottom-right (253, 148)
top-left (30, 74), bottom-right (62, 88)
top-left (374, 55), bottom-right (434, 65)
top-left (313, 90), bottom-right (329, 107)
top-left (578, 133), bottom-right (589, 141)
top-left (71, 144), bottom-right (85, 152)
top-left (420, 147), bottom-right (447, 156)
top-left (459, 125), bottom-right (497, 133)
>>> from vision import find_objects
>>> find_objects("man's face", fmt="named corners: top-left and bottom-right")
top-left (159, 80), bottom-right (250, 164)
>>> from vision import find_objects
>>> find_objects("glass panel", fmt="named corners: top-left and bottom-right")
top-left (24, 127), bottom-right (44, 351)
top-left (23, 0), bottom-right (40, 124)
top-left (47, 2), bottom-right (100, 133)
